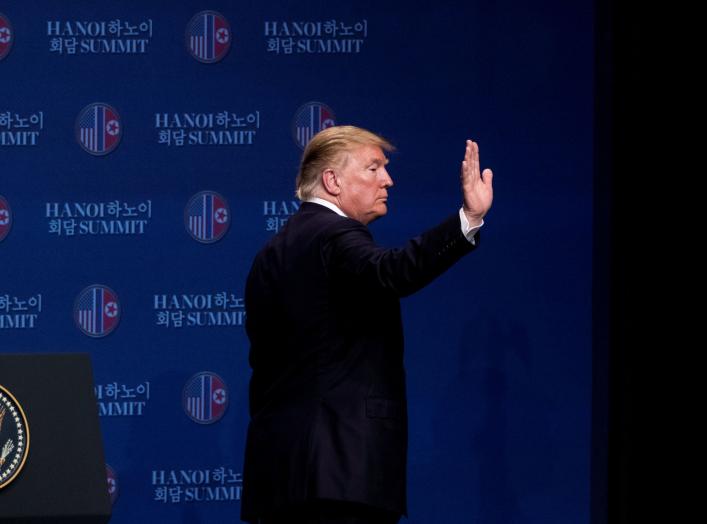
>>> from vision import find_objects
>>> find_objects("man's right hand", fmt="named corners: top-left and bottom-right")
top-left (461, 140), bottom-right (494, 226)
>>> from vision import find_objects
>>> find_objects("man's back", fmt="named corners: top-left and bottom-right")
top-left (246, 201), bottom-right (406, 412)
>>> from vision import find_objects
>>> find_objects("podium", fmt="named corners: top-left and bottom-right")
top-left (0, 353), bottom-right (111, 523)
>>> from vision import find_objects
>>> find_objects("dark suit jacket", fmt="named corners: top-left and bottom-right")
top-left (241, 202), bottom-right (478, 521)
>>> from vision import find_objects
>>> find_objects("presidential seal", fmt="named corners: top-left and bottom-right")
top-left (0, 385), bottom-right (30, 490)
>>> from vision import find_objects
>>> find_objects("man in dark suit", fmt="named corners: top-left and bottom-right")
top-left (241, 126), bottom-right (493, 523)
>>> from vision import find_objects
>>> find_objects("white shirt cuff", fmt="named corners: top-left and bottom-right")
top-left (459, 207), bottom-right (483, 245)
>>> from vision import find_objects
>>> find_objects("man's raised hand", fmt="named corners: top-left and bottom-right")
top-left (461, 140), bottom-right (493, 226)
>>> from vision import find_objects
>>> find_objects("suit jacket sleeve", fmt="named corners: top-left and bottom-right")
top-left (322, 212), bottom-right (479, 297)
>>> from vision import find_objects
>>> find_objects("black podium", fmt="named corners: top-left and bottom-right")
top-left (0, 353), bottom-right (111, 523)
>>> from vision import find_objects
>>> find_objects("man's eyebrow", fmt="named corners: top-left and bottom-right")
top-left (368, 157), bottom-right (389, 166)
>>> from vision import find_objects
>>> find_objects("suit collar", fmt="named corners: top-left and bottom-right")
top-left (303, 197), bottom-right (348, 217)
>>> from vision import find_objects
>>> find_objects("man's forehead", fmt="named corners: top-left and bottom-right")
top-left (351, 144), bottom-right (388, 164)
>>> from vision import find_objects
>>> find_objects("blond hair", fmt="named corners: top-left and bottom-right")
top-left (295, 125), bottom-right (394, 200)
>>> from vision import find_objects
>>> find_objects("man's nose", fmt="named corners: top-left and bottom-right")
top-left (381, 168), bottom-right (394, 188)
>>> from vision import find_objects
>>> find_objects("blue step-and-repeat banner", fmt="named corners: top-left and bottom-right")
top-left (0, 1), bottom-right (594, 522)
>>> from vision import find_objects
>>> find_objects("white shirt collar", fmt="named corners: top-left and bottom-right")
top-left (305, 197), bottom-right (348, 218)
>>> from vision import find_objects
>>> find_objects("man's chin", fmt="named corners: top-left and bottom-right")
top-left (365, 206), bottom-right (387, 224)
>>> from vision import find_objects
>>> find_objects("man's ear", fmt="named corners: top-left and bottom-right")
top-left (321, 168), bottom-right (341, 196)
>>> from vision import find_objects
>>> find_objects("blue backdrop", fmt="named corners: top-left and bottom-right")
top-left (0, 1), bottom-right (594, 522)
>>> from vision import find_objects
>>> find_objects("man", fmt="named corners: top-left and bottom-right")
top-left (241, 126), bottom-right (493, 523)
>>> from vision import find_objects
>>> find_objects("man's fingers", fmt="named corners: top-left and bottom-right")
top-left (466, 140), bottom-right (473, 166)
top-left (461, 160), bottom-right (474, 183)
top-left (463, 139), bottom-right (492, 188)
top-left (462, 140), bottom-right (481, 182)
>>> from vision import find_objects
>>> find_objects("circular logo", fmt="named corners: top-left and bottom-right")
top-left (0, 13), bottom-right (13, 61)
top-left (0, 385), bottom-right (30, 490)
top-left (75, 103), bottom-right (122, 156)
top-left (106, 464), bottom-right (119, 505)
top-left (184, 191), bottom-right (230, 243)
top-left (73, 285), bottom-right (121, 338)
top-left (186, 11), bottom-right (231, 63)
top-left (0, 195), bottom-right (12, 242)
top-left (182, 372), bottom-right (229, 424)
top-left (292, 101), bottom-right (336, 149)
